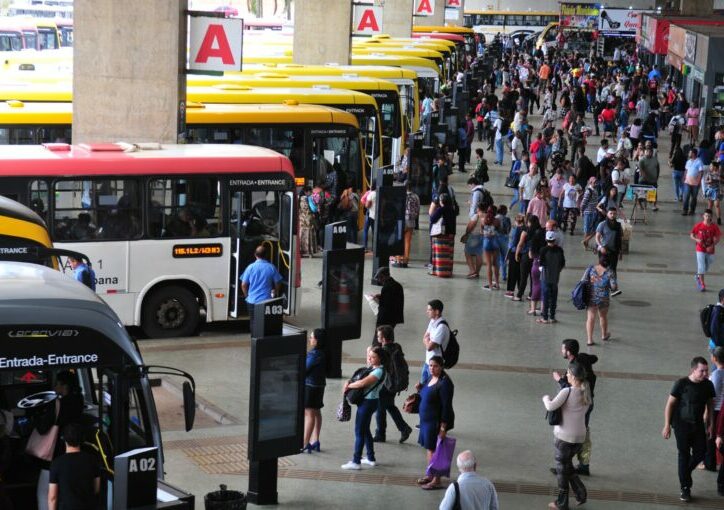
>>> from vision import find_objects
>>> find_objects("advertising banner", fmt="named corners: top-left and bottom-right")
top-left (560, 3), bottom-right (600, 30)
top-left (598, 8), bottom-right (643, 34)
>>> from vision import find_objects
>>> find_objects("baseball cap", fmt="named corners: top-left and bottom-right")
top-left (545, 231), bottom-right (557, 242)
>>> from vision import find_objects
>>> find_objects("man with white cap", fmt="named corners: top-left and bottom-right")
top-left (538, 230), bottom-right (566, 324)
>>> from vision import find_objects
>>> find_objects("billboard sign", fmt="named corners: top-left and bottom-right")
top-left (560, 3), bottom-right (600, 30)
top-left (598, 8), bottom-right (644, 34)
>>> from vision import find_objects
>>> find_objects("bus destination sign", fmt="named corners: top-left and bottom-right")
top-left (173, 243), bottom-right (223, 258)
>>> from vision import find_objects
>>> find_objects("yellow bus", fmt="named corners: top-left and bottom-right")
top-left (412, 25), bottom-right (476, 52)
top-left (35, 19), bottom-right (61, 50)
top-left (365, 34), bottom-right (459, 75)
top-left (0, 195), bottom-right (55, 267)
top-left (354, 39), bottom-right (454, 80)
top-left (352, 46), bottom-right (446, 79)
top-left (238, 63), bottom-right (420, 133)
top-left (463, 10), bottom-right (558, 35)
top-left (0, 100), bottom-right (366, 193)
top-left (188, 74), bottom-right (401, 167)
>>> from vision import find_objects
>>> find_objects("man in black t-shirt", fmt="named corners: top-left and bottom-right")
top-left (48, 423), bottom-right (100, 510)
top-left (662, 357), bottom-right (716, 503)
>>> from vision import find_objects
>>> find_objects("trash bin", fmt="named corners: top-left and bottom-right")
top-left (205, 485), bottom-right (247, 510)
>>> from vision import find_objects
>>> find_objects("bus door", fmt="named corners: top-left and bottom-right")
top-left (311, 127), bottom-right (363, 192)
top-left (229, 188), bottom-right (295, 317)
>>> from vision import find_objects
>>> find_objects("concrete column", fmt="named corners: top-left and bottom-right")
top-left (679, 0), bottom-right (713, 16)
top-left (383, 0), bottom-right (414, 38)
top-left (293, 0), bottom-right (351, 65)
top-left (413, 0), bottom-right (446, 27)
top-left (74, 0), bottom-right (186, 144)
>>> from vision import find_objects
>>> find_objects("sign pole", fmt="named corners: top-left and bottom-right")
top-left (247, 460), bottom-right (278, 505)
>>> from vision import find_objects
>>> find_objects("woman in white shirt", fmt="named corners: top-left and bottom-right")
top-left (543, 362), bottom-right (591, 509)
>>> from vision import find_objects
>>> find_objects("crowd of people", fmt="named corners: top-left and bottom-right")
top-left (292, 28), bottom-right (724, 510)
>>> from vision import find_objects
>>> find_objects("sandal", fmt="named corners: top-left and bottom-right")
top-left (421, 482), bottom-right (442, 490)
top-left (586, 341), bottom-right (596, 346)
top-left (527, 310), bottom-right (537, 316)
top-left (511, 296), bottom-right (522, 302)
top-left (416, 477), bottom-right (432, 485)
top-left (536, 318), bottom-right (549, 324)
top-left (601, 334), bottom-right (611, 342)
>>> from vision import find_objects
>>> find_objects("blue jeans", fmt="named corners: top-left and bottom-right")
top-left (583, 211), bottom-right (597, 235)
top-left (542, 282), bottom-right (559, 320)
top-left (510, 189), bottom-right (520, 209)
top-left (683, 184), bottom-right (700, 214)
top-left (497, 234), bottom-right (509, 279)
top-left (521, 199), bottom-right (530, 214)
top-left (495, 138), bottom-right (504, 164)
top-left (672, 170), bottom-right (684, 201)
top-left (353, 398), bottom-right (378, 463)
top-left (550, 198), bottom-right (560, 222)
top-left (362, 215), bottom-right (374, 250)
top-left (347, 213), bottom-right (359, 243)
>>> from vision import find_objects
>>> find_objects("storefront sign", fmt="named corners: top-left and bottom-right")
top-left (690, 66), bottom-right (705, 83)
top-left (560, 3), bottom-right (600, 30)
top-left (668, 24), bottom-right (686, 59)
top-left (598, 9), bottom-right (643, 34)
top-left (685, 32), bottom-right (697, 62)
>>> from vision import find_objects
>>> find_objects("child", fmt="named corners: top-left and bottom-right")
top-left (538, 231), bottom-right (566, 324)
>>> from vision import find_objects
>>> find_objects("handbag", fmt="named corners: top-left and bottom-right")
top-left (504, 172), bottom-right (520, 189)
top-left (336, 399), bottom-right (351, 422)
top-left (345, 367), bottom-right (384, 406)
top-left (25, 400), bottom-right (60, 461)
top-left (426, 436), bottom-right (457, 478)
top-left (571, 265), bottom-right (593, 310)
top-left (545, 387), bottom-right (571, 426)
top-left (430, 217), bottom-right (445, 237)
top-left (402, 392), bottom-right (421, 414)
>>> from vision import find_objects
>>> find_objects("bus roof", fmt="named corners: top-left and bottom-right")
top-left (0, 262), bottom-right (143, 367)
top-left (0, 195), bottom-right (46, 229)
top-left (187, 85), bottom-right (379, 108)
top-left (0, 143), bottom-right (295, 177)
top-left (412, 32), bottom-right (465, 43)
top-left (0, 101), bottom-right (361, 128)
top-left (238, 63), bottom-right (418, 81)
top-left (412, 25), bottom-right (475, 35)
top-left (463, 10), bottom-right (556, 14)
top-left (188, 73), bottom-right (399, 93)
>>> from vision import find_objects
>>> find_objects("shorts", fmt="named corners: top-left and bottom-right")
top-left (304, 385), bottom-right (325, 409)
top-left (464, 233), bottom-right (483, 256)
top-left (603, 121), bottom-right (614, 132)
top-left (583, 211), bottom-right (598, 235)
top-left (697, 251), bottom-right (715, 275)
top-left (705, 187), bottom-right (722, 201)
top-left (483, 236), bottom-right (498, 252)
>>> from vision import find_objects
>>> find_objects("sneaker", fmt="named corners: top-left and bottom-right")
top-left (341, 461), bottom-right (361, 470)
top-left (361, 457), bottom-right (377, 467)
top-left (695, 274), bottom-right (704, 291)
top-left (680, 487), bottom-right (691, 502)
top-left (372, 436), bottom-right (386, 443)
top-left (611, 289), bottom-right (622, 297)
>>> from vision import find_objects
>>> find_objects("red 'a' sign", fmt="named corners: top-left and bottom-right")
top-left (194, 24), bottom-right (235, 64)
top-left (446, 0), bottom-right (461, 6)
top-left (416, 0), bottom-right (434, 16)
top-left (357, 9), bottom-right (380, 32)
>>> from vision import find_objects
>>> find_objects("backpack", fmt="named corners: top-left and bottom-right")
top-left (700, 304), bottom-right (724, 338)
top-left (499, 118), bottom-right (510, 137)
top-left (346, 366), bottom-right (384, 405)
top-left (383, 344), bottom-right (409, 394)
top-left (535, 143), bottom-right (545, 163)
top-left (438, 320), bottom-right (460, 369)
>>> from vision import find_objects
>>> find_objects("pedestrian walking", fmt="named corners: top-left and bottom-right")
top-left (705, 347), bottom-right (724, 472)
top-left (690, 209), bottom-right (721, 292)
top-left (505, 214), bottom-right (526, 298)
top-left (560, 175), bottom-right (582, 235)
top-left (543, 361), bottom-right (590, 510)
top-left (683, 148), bottom-right (705, 216)
top-left (439, 450), bottom-right (499, 510)
top-left (240, 245), bottom-right (284, 327)
top-left (462, 203), bottom-right (484, 279)
top-left (662, 357), bottom-right (716, 502)
top-left (481, 206), bottom-right (501, 290)
top-left (397, 182), bottom-right (420, 268)
top-left (583, 253), bottom-right (618, 346)
top-left (373, 325), bottom-right (412, 444)
top-left (420, 299), bottom-right (450, 385)
top-left (595, 207), bottom-right (623, 294)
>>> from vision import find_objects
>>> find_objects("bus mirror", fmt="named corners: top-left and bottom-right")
top-left (182, 381), bottom-right (196, 432)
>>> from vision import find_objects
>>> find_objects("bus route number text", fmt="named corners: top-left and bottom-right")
top-left (172, 244), bottom-right (223, 258)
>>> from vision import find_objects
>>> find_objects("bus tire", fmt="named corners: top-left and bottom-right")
top-left (142, 285), bottom-right (200, 338)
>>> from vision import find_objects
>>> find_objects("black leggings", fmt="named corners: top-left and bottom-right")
top-left (516, 253), bottom-right (532, 299)
top-left (507, 252), bottom-right (521, 293)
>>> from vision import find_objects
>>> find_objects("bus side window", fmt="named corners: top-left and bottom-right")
top-left (148, 178), bottom-right (220, 238)
top-left (29, 179), bottom-right (49, 223)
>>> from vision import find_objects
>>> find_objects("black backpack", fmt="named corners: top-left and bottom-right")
top-left (439, 320), bottom-right (460, 369)
top-left (383, 344), bottom-right (409, 394)
top-left (700, 304), bottom-right (723, 338)
top-left (474, 159), bottom-right (490, 183)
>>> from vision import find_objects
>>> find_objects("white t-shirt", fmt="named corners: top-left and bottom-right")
top-left (596, 147), bottom-right (608, 164)
top-left (611, 168), bottom-right (628, 196)
top-left (562, 182), bottom-right (581, 209)
top-left (366, 190), bottom-right (377, 220)
top-left (425, 317), bottom-right (450, 364)
top-left (493, 118), bottom-right (503, 141)
top-left (511, 136), bottom-right (523, 161)
top-left (519, 173), bottom-right (541, 201)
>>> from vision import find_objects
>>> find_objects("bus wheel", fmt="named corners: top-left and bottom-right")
top-left (142, 286), bottom-right (200, 338)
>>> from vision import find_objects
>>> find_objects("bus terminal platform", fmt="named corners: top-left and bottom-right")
top-left (140, 131), bottom-right (723, 510)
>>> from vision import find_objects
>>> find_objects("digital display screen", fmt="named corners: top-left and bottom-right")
top-left (172, 243), bottom-right (223, 258)
top-left (325, 262), bottom-right (363, 331)
top-left (258, 354), bottom-right (299, 441)
top-left (375, 187), bottom-right (405, 256)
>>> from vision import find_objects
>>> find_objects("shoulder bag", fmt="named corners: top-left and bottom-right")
top-left (336, 399), bottom-right (351, 422)
top-left (25, 399), bottom-right (60, 462)
top-left (402, 392), bottom-right (421, 414)
top-left (571, 265), bottom-right (593, 310)
top-left (545, 387), bottom-right (571, 426)
top-left (430, 217), bottom-right (445, 237)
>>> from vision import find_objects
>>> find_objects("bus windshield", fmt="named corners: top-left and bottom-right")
top-left (0, 261), bottom-right (194, 508)
top-left (0, 31), bottom-right (23, 51)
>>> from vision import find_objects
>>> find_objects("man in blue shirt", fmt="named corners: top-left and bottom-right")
top-left (68, 256), bottom-right (96, 291)
top-left (241, 245), bottom-right (283, 325)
